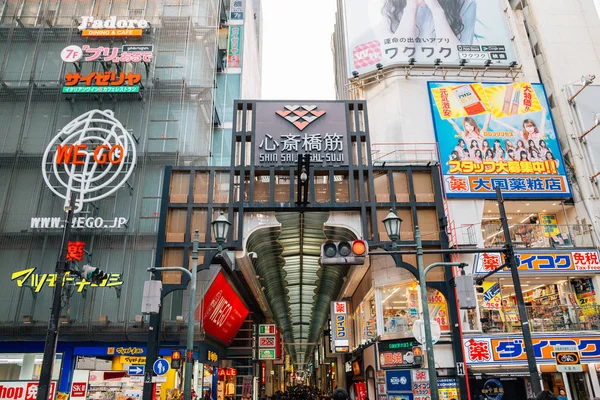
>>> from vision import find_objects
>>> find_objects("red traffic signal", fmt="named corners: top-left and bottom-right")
top-left (320, 240), bottom-right (368, 266)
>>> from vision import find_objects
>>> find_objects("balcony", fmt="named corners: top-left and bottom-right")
top-left (483, 223), bottom-right (595, 249)
top-left (481, 304), bottom-right (600, 334)
top-left (371, 142), bottom-right (439, 166)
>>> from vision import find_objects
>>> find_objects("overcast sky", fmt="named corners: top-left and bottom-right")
top-left (260, 0), bottom-right (337, 100)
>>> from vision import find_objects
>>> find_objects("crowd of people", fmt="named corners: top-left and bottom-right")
top-left (265, 387), bottom-right (350, 400)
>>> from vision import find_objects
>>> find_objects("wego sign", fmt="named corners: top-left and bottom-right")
top-left (41, 109), bottom-right (137, 213)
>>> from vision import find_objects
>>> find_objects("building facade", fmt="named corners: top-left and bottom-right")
top-left (331, 0), bottom-right (600, 400)
top-left (0, 0), bottom-right (261, 399)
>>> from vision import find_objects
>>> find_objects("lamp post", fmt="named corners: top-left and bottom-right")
top-left (381, 210), bottom-right (463, 400)
top-left (146, 213), bottom-right (230, 400)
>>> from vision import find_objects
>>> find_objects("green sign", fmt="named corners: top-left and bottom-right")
top-left (259, 324), bottom-right (276, 335)
top-left (388, 341), bottom-right (417, 350)
top-left (62, 86), bottom-right (140, 93)
top-left (258, 349), bottom-right (275, 360)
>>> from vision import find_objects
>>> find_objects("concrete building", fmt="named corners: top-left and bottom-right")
top-left (330, 0), bottom-right (600, 399)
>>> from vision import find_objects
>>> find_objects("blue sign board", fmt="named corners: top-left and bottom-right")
top-left (385, 370), bottom-right (412, 392)
top-left (128, 365), bottom-right (145, 376)
top-left (153, 359), bottom-right (169, 375)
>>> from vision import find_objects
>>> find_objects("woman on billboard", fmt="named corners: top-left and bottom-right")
top-left (370, 0), bottom-right (477, 49)
top-left (495, 112), bottom-right (547, 144)
top-left (447, 114), bottom-right (491, 146)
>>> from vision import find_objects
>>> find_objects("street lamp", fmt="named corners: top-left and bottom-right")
top-left (146, 213), bottom-right (231, 400)
top-left (382, 211), bottom-right (461, 400)
top-left (212, 211), bottom-right (231, 252)
top-left (382, 209), bottom-right (402, 245)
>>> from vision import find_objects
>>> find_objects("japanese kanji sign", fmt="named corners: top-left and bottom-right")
top-left (555, 345), bottom-right (582, 372)
top-left (378, 339), bottom-right (423, 369)
top-left (66, 241), bottom-right (86, 262)
top-left (11, 268), bottom-right (123, 293)
top-left (227, 26), bottom-right (243, 70)
top-left (229, 0), bottom-right (244, 25)
top-left (331, 301), bottom-right (350, 353)
top-left (63, 71), bottom-right (142, 94)
top-left (428, 82), bottom-right (570, 199)
top-left (254, 102), bottom-right (349, 167)
top-left (474, 251), bottom-right (600, 274)
top-left (463, 335), bottom-right (600, 365)
top-left (342, 0), bottom-right (515, 76)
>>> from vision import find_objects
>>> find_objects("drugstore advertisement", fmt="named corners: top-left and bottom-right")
top-left (343, 0), bottom-right (516, 76)
top-left (428, 81), bottom-right (571, 199)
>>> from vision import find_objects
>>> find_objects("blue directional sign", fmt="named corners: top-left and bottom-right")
top-left (153, 358), bottom-right (169, 376)
top-left (128, 365), bottom-right (145, 376)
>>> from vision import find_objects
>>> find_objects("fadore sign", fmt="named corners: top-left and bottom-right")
top-left (78, 16), bottom-right (148, 37)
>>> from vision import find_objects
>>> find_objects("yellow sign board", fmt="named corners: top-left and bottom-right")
top-left (120, 356), bottom-right (146, 365)
top-left (82, 29), bottom-right (142, 37)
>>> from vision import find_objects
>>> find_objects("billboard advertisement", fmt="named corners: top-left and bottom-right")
top-left (343, 0), bottom-right (516, 76)
top-left (428, 81), bottom-right (571, 198)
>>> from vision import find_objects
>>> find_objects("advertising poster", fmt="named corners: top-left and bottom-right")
top-left (482, 282), bottom-right (501, 309)
top-left (343, 0), bottom-right (515, 76)
top-left (539, 213), bottom-right (560, 237)
top-left (428, 81), bottom-right (570, 198)
top-left (408, 284), bottom-right (449, 331)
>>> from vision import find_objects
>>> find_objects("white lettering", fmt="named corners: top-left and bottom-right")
top-left (104, 16), bottom-right (116, 28)
top-left (78, 16), bottom-right (149, 30)
top-left (77, 16), bottom-right (92, 30)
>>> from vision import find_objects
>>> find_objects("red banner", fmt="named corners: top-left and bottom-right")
top-left (195, 272), bottom-right (249, 345)
top-left (355, 382), bottom-right (367, 400)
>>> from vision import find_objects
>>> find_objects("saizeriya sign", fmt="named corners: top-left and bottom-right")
top-left (254, 102), bottom-right (349, 167)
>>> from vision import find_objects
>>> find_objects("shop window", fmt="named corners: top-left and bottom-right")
top-left (213, 173), bottom-right (230, 203)
top-left (170, 172), bottom-right (189, 203)
top-left (356, 293), bottom-right (377, 344)
top-left (374, 173), bottom-right (389, 202)
top-left (334, 174), bottom-right (350, 203)
top-left (191, 209), bottom-right (208, 242)
top-left (413, 172), bottom-right (435, 202)
top-left (194, 172), bottom-right (209, 203)
top-left (0, 353), bottom-right (62, 381)
top-left (253, 175), bottom-right (270, 203)
top-left (417, 209), bottom-right (440, 241)
top-left (166, 209), bottom-right (186, 242)
top-left (392, 172), bottom-right (410, 202)
top-left (315, 174), bottom-right (330, 203)
top-left (354, 173), bottom-right (370, 202)
top-left (162, 248), bottom-right (184, 284)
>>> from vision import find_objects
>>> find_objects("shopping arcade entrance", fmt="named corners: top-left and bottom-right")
top-left (151, 100), bottom-right (470, 396)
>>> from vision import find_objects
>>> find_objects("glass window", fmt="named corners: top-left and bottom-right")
top-left (194, 172), bottom-right (210, 204)
top-left (0, 353), bottom-right (62, 381)
top-left (213, 173), bottom-right (230, 203)
top-left (170, 172), bottom-right (190, 203)
top-left (374, 173), bottom-right (389, 202)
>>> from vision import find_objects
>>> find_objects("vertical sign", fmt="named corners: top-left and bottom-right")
top-left (229, 0), bottom-right (244, 25)
top-left (227, 26), bottom-right (243, 71)
top-left (331, 301), bottom-right (350, 353)
top-left (540, 213), bottom-right (560, 237)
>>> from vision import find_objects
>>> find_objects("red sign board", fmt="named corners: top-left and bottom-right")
top-left (195, 272), bottom-right (249, 345)
top-left (71, 382), bottom-right (87, 397)
top-left (355, 382), bottom-right (367, 400)
top-left (276, 327), bottom-right (282, 359)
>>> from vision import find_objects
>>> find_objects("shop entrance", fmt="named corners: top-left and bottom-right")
top-left (567, 372), bottom-right (591, 400)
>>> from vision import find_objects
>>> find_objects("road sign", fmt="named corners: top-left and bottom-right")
top-left (128, 365), bottom-right (145, 376)
top-left (456, 362), bottom-right (465, 376)
top-left (259, 324), bottom-right (276, 335)
top-left (153, 359), bottom-right (169, 375)
top-left (258, 349), bottom-right (276, 360)
top-left (555, 345), bottom-right (582, 372)
top-left (412, 319), bottom-right (441, 345)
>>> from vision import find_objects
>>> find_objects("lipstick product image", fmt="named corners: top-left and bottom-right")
top-left (452, 84), bottom-right (487, 116)
top-left (502, 84), bottom-right (514, 114)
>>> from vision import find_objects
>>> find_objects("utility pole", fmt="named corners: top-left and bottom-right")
top-left (496, 187), bottom-right (542, 394)
top-left (36, 192), bottom-right (76, 400)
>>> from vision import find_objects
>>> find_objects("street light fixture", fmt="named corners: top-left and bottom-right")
top-left (144, 213), bottom-right (231, 400)
top-left (382, 209), bottom-right (402, 245)
top-left (212, 211), bottom-right (231, 252)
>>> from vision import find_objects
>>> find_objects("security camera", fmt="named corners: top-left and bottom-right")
top-left (249, 252), bottom-right (258, 260)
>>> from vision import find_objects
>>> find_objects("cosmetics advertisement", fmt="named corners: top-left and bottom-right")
top-left (428, 81), bottom-right (571, 199)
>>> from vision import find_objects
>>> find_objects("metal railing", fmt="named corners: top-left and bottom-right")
top-left (371, 142), bottom-right (439, 165)
top-left (483, 223), bottom-right (595, 249)
top-left (481, 304), bottom-right (600, 334)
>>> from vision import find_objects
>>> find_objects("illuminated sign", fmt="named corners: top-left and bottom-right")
top-left (207, 351), bottom-right (218, 363)
top-left (78, 16), bottom-right (148, 37)
top-left (11, 268), bottom-right (123, 293)
top-left (120, 356), bottom-right (146, 365)
top-left (0, 382), bottom-right (56, 400)
top-left (66, 241), bottom-right (85, 262)
top-left (63, 71), bottom-right (141, 94)
top-left (258, 337), bottom-right (275, 347)
top-left (330, 301), bottom-right (350, 353)
top-left (258, 349), bottom-right (275, 360)
top-left (464, 335), bottom-right (600, 364)
top-left (378, 339), bottom-right (423, 369)
top-left (555, 345), bottom-right (582, 372)
top-left (259, 324), bottom-right (276, 335)
top-left (41, 109), bottom-right (137, 213)
top-left (61, 45), bottom-right (153, 63)
top-left (475, 250), bottom-right (600, 274)
top-left (30, 216), bottom-right (128, 230)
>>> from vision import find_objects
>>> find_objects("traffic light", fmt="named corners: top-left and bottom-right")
top-left (455, 274), bottom-right (478, 310)
top-left (476, 279), bottom-right (485, 294)
top-left (80, 264), bottom-right (108, 284)
top-left (171, 351), bottom-right (181, 369)
top-left (320, 240), bottom-right (367, 266)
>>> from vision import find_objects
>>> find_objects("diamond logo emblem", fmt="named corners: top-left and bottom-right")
top-left (276, 105), bottom-right (326, 131)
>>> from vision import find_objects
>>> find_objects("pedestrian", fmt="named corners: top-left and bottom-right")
top-left (557, 389), bottom-right (568, 400)
top-left (535, 391), bottom-right (558, 400)
top-left (332, 388), bottom-right (349, 400)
